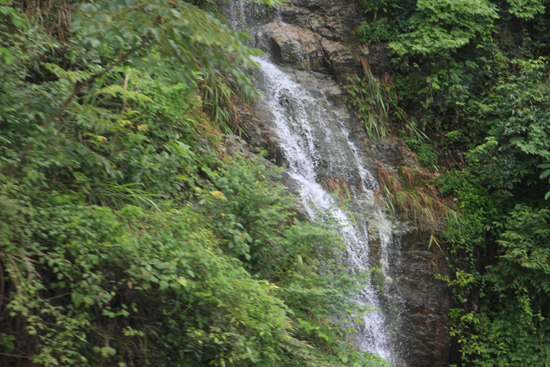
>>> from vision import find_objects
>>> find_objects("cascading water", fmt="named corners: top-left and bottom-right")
top-left (253, 55), bottom-right (396, 363)
top-left (225, 2), bottom-right (406, 365)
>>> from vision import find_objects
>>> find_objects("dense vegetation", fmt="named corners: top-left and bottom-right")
top-left (0, 1), bottom-right (390, 366)
top-left (355, 0), bottom-right (550, 365)
top-left (4, 0), bottom-right (550, 365)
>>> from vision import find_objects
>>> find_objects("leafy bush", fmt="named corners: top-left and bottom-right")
top-left (390, 0), bottom-right (498, 56)
top-left (447, 205), bottom-right (550, 366)
top-left (0, 1), bottom-right (388, 366)
top-left (466, 58), bottom-right (550, 200)
top-left (0, 182), bottom-right (293, 366)
top-left (506, 0), bottom-right (546, 19)
top-left (357, 18), bottom-right (396, 44)
top-left (0, 155), bottom-right (385, 366)
top-left (403, 138), bottom-right (438, 168)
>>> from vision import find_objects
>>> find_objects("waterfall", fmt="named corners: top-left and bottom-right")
top-left (253, 55), bottom-right (395, 363)
top-left (225, 2), bottom-right (405, 364)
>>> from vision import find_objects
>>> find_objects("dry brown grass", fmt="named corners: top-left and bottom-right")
top-left (376, 165), bottom-right (459, 235)
top-left (324, 177), bottom-right (351, 201)
top-left (20, 0), bottom-right (78, 42)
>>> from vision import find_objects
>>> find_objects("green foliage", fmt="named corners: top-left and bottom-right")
top-left (489, 205), bottom-right (550, 296)
top-left (390, 0), bottom-right (498, 56)
top-left (466, 298), bottom-right (550, 366)
top-left (436, 97), bottom-right (550, 364)
top-left (346, 72), bottom-right (391, 139)
top-left (197, 158), bottom-right (387, 365)
top-left (0, 0), bottom-right (26, 29)
top-left (404, 137), bottom-right (438, 168)
top-left (0, 157), bottom-right (384, 366)
top-left (466, 58), bottom-right (550, 200)
top-left (0, 185), bottom-right (294, 366)
top-left (0, 1), bottom-right (387, 366)
top-left (506, 0), bottom-right (546, 19)
top-left (0, 0), bottom-right (27, 64)
top-left (199, 157), bottom-right (297, 275)
top-left (72, 0), bottom-right (269, 85)
top-left (416, 145), bottom-right (438, 168)
top-left (198, 71), bottom-right (253, 136)
top-left (379, 0), bottom-right (550, 363)
top-left (385, 0), bottom-right (506, 134)
top-left (355, 0), bottom-right (397, 15)
top-left (0, 0), bottom-right (277, 177)
top-left (439, 169), bottom-right (499, 272)
top-left (354, 0), bottom-right (416, 43)
top-left (447, 205), bottom-right (550, 366)
top-left (357, 18), bottom-right (397, 44)
top-left (539, 162), bottom-right (550, 199)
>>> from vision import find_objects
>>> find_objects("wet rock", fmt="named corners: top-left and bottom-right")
top-left (240, 1), bottom-right (451, 366)
top-left (236, 98), bottom-right (286, 166)
top-left (359, 43), bottom-right (391, 77)
top-left (321, 38), bottom-right (362, 82)
top-left (392, 230), bottom-right (452, 367)
top-left (257, 3), bottom-right (390, 81)
top-left (284, 0), bottom-right (331, 10)
top-left (245, 67), bottom-right (450, 367)
top-left (192, 135), bottom-right (209, 147)
top-left (254, 64), bottom-right (380, 189)
top-left (365, 139), bottom-right (420, 174)
top-left (244, 64), bottom-right (450, 367)
top-left (279, 0), bottom-right (361, 43)
top-left (257, 22), bottom-right (326, 71)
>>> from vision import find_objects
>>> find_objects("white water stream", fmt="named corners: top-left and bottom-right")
top-left (226, 2), bottom-right (402, 364)
top-left (254, 56), bottom-right (393, 362)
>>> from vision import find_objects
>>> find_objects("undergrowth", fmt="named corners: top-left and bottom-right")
top-left (0, 1), bottom-right (390, 366)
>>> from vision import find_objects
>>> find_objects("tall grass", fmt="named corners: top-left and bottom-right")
top-left (199, 71), bottom-right (254, 137)
top-left (376, 165), bottom-right (460, 237)
top-left (324, 177), bottom-right (351, 201)
top-left (346, 59), bottom-right (426, 140)
top-left (346, 61), bottom-right (390, 139)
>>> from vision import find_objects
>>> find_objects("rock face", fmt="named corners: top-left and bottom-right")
top-left (255, 0), bottom-right (368, 82)
top-left (320, 38), bottom-right (361, 81)
top-left (220, 134), bottom-right (258, 159)
top-left (257, 22), bottom-right (325, 71)
top-left (388, 229), bottom-right (452, 367)
top-left (278, 0), bottom-right (360, 43)
top-left (253, 0), bottom-right (392, 81)
top-left (235, 1), bottom-right (452, 366)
